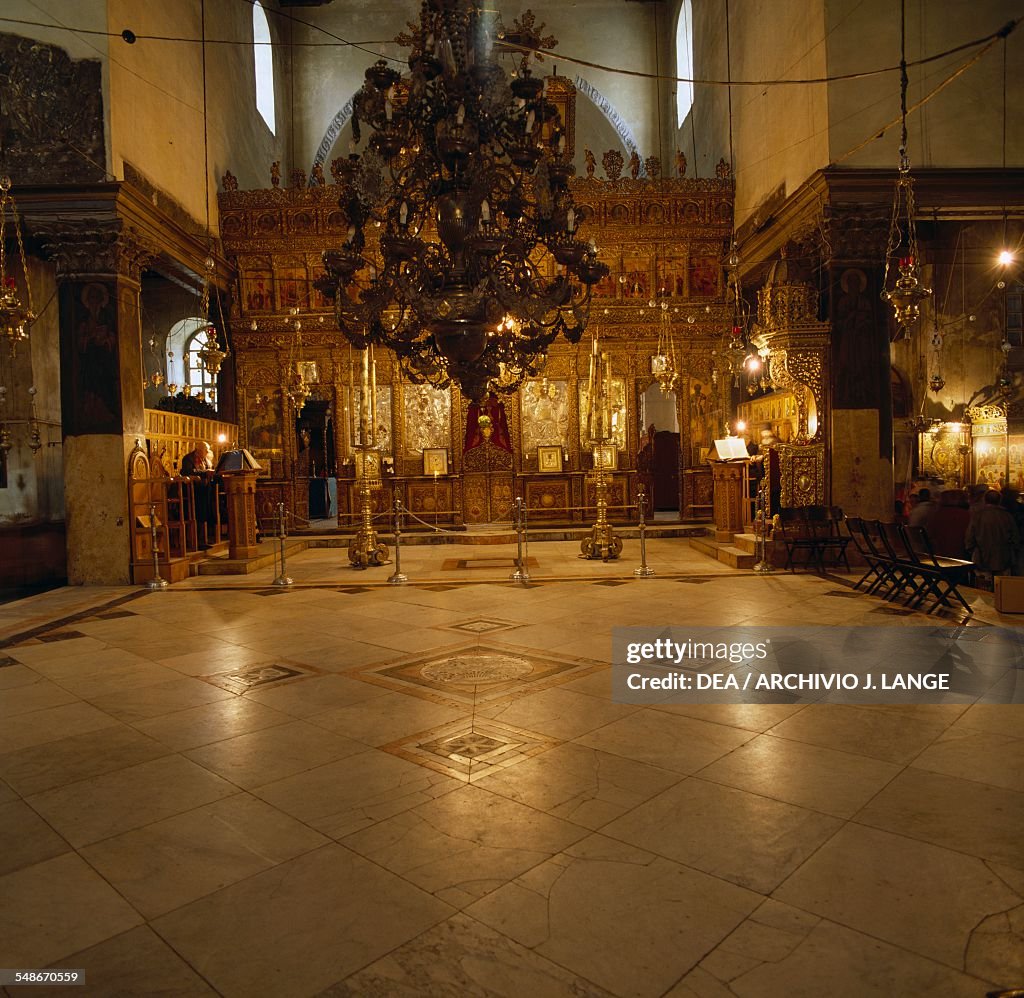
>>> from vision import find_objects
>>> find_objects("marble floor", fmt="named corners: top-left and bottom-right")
top-left (0, 539), bottom-right (1022, 997)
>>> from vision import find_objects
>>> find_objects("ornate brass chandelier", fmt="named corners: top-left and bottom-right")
top-left (0, 176), bottom-right (35, 355)
top-left (650, 300), bottom-right (680, 393)
top-left (880, 2), bottom-right (931, 338)
top-left (315, 2), bottom-right (608, 402)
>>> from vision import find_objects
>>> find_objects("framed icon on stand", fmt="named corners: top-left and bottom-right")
top-left (422, 448), bottom-right (448, 476)
top-left (593, 444), bottom-right (618, 471)
top-left (537, 446), bottom-right (563, 473)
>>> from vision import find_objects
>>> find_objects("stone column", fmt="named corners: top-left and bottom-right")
top-left (44, 223), bottom-right (157, 584)
top-left (824, 209), bottom-right (894, 519)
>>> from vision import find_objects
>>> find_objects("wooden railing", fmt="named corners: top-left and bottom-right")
top-left (144, 409), bottom-right (238, 475)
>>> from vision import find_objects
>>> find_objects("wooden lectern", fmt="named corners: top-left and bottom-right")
top-left (216, 450), bottom-right (262, 560)
top-left (710, 438), bottom-right (749, 540)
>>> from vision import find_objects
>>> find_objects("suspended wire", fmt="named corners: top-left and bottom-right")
top-left (0, 11), bottom-right (1018, 88)
top-left (725, 0), bottom-right (734, 169)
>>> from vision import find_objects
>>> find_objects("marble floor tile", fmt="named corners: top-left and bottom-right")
top-left (4, 635), bottom-right (109, 665)
top-left (466, 833), bottom-right (761, 998)
top-left (697, 734), bottom-right (902, 818)
top-left (854, 767), bottom-right (1024, 868)
top-left (0, 799), bottom-right (70, 875)
top-left (47, 657), bottom-right (180, 698)
top-left (773, 823), bottom-right (1021, 968)
top-left (948, 702), bottom-right (1023, 738)
top-left (0, 723), bottom-right (171, 796)
top-left (151, 844), bottom-right (453, 998)
top-left (0, 675), bottom-right (78, 718)
top-left (911, 727), bottom-right (1024, 792)
top-left (83, 675), bottom-right (235, 723)
top-left (767, 703), bottom-right (948, 764)
top-left (342, 784), bottom-right (588, 908)
top-left (575, 709), bottom-right (754, 774)
top-left (0, 853), bottom-right (143, 970)
top-left (131, 696), bottom-right (292, 752)
top-left (0, 662), bottom-right (47, 690)
top-left (474, 741), bottom-right (684, 830)
top-left (27, 754), bottom-right (237, 848)
top-left (671, 916), bottom-right (992, 998)
top-left (243, 673), bottom-right (392, 717)
top-left (478, 687), bottom-right (637, 740)
top-left (81, 793), bottom-right (329, 918)
top-left (603, 777), bottom-right (843, 894)
top-left (0, 702), bottom-right (119, 755)
top-left (184, 719), bottom-right (365, 788)
top-left (651, 703), bottom-right (806, 732)
top-left (156, 644), bottom-right (276, 678)
top-left (319, 912), bottom-right (613, 997)
top-left (309, 692), bottom-right (467, 745)
top-left (253, 749), bottom-right (462, 839)
top-left (34, 925), bottom-right (217, 997)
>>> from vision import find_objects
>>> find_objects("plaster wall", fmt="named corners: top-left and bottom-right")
top-left (825, 0), bottom-right (1024, 170)
top-left (291, 0), bottom-right (674, 177)
top-left (687, 0), bottom-right (830, 227)
top-left (104, 0), bottom-right (291, 225)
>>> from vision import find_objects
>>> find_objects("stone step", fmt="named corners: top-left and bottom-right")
top-left (688, 535), bottom-right (757, 570)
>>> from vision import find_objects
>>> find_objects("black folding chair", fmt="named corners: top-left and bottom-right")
top-left (848, 517), bottom-right (901, 597)
top-left (775, 507), bottom-right (819, 572)
top-left (804, 505), bottom-right (851, 572)
top-left (900, 524), bottom-right (974, 615)
top-left (876, 520), bottom-right (931, 607)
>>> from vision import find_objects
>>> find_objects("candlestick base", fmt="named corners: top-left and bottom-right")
top-left (349, 449), bottom-right (390, 569)
top-left (579, 461), bottom-right (622, 561)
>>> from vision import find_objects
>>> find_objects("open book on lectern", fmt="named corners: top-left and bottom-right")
top-left (713, 437), bottom-right (749, 462)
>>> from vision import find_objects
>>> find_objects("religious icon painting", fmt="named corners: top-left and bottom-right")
top-left (538, 446), bottom-right (563, 473)
top-left (688, 256), bottom-right (720, 297)
top-left (594, 444), bottom-right (618, 471)
top-left (244, 270), bottom-right (273, 313)
top-left (656, 254), bottom-right (687, 298)
top-left (423, 448), bottom-right (449, 476)
top-left (621, 254), bottom-right (650, 298)
top-left (275, 262), bottom-right (307, 312)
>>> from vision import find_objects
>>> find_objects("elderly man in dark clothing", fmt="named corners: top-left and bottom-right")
top-left (925, 489), bottom-right (970, 559)
top-left (966, 490), bottom-right (1020, 578)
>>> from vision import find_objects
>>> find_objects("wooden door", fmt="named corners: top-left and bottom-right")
top-left (653, 431), bottom-right (680, 510)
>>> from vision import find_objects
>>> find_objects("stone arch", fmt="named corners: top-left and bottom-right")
top-left (311, 91), bottom-right (359, 174)
top-left (312, 76), bottom-right (642, 177)
top-left (572, 76), bottom-right (641, 171)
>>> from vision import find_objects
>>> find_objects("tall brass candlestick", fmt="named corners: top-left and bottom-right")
top-left (348, 345), bottom-right (355, 456)
top-left (359, 349), bottom-right (370, 444)
top-left (370, 348), bottom-right (377, 449)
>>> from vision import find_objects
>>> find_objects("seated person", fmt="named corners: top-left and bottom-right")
top-left (180, 441), bottom-right (216, 547)
top-left (181, 441), bottom-right (214, 476)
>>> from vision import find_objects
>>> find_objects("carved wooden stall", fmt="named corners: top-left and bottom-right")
top-left (217, 80), bottom-right (738, 527)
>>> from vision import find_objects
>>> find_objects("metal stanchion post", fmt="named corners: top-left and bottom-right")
top-left (634, 489), bottom-right (655, 577)
top-left (388, 492), bottom-right (409, 585)
top-left (272, 501), bottom-right (293, 587)
top-left (510, 496), bottom-right (530, 582)
top-left (753, 479), bottom-right (773, 574)
top-left (145, 502), bottom-right (169, 590)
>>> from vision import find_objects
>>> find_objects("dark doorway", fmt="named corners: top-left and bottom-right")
top-left (653, 431), bottom-right (680, 511)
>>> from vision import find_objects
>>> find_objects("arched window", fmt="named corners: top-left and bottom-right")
top-left (166, 317), bottom-right (212, 394)
top-left (676, 0), bottom-right (694, 128)
top-left (253, 1), bottom-right (275, 133)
